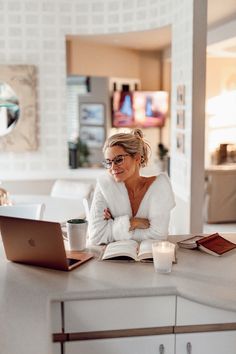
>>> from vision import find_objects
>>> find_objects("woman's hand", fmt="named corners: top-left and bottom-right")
top-left (103, 208), bottom-right (113, 220)
top-left (129, 217), bottom-right (150, 231)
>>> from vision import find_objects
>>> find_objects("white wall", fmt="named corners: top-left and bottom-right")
top-left (0, 0), bottom-right (207, 234)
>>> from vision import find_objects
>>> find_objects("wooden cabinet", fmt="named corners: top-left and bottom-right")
top-left (66, 334), bottom-right (175, 354)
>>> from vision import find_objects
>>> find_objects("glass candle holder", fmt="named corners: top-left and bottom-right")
top-left (152, 241), bottom-right (175, 273)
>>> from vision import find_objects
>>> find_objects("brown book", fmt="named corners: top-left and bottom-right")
top-left (178, 233), bottom-right (236, 256)
top-left (196, 233), bottom-right (236, 256)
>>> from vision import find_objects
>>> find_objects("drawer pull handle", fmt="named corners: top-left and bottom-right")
top-left (187, 342), bottom-right (192, 354)
top-left (159, 344), bottom-right (164, 354)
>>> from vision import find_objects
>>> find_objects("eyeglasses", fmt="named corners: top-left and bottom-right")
top-left (102, 154), bottom-right (130, 169)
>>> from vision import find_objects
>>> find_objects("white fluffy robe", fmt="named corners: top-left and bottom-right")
top-left (88, 172), bottom-right (175, 245)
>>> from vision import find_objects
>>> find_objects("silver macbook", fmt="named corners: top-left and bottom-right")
top-left (0, 216), bottom-right (93, 271)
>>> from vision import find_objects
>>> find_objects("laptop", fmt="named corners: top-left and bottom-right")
top-left (0, 216), bottom-right (93, 271)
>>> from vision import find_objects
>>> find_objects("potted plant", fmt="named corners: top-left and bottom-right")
top-left (157, 143), bottom-right (169, 173)
top-left (77, 138), bottom-right (90, 167)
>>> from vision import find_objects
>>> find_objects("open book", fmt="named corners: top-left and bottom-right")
top-left (101, 239), bottom-right (155, 262)
top-left (101, 239), bottom-right (176, 263)
top-left (178, 233), bottom-right (236, 256)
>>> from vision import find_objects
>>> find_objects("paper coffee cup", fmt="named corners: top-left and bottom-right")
top-left (66, 218), bottom-right (88, 251)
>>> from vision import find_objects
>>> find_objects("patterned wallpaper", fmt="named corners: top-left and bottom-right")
top-left (0, 0), bottom-right (207, 233)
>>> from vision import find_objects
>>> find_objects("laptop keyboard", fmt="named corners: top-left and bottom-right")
top-left (67, 258), bottom-right (80, 266)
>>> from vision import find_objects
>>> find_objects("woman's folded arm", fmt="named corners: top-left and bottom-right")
top-left (88, 186), bottom-right (132, 245)
top-left (132, 212), bottom-right (170, 242)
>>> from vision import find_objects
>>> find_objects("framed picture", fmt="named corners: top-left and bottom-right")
top-left (177, 109), bottom-right (185, 129)
top-left (176, 132), bottom-right (185, 154)
top-left (80, 103), bottom-right (105, 126)
top-left (177, 84), bottom-right (185, 105)
top-left (80, 126), bottom-right (105, 148)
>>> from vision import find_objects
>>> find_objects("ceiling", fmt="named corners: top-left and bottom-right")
top-left (207, 0), bottom-right (236, 56)
top-left (207, 0), bottom-right (236, 28)
top-left (76, 26), bottom-right (171, 51)
top-left (73, 0), bottom-right (236, 55)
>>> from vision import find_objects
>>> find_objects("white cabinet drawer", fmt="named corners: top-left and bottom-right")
top-left (65, 334), bottom-right (175, 354)
top-left (177, 297), bottom-right (236, 325)
top-left (51, 301), bottom-right (62, 332)
top-left (176, 330), bottom-right (236, 354)
top-left (52, 343), bottom-right (61, 354)
top-left (64, 296), bottom-right (175, 332)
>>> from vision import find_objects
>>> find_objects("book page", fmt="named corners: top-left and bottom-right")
top-left (137, 239), bottom-right (155, 261)
top-left (178, 235), bottom-right (204, 249)
top-left (102, 240), bottom-right (139, 261)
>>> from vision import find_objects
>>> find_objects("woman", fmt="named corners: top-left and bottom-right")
top-left (89, 129), bottom-right (175, 245)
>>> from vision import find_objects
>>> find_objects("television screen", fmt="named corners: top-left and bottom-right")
top-left (112, 91), bottom-right (168, 128)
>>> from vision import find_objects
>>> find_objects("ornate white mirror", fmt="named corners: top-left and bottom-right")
top-left (0, 82), bottom-right (20, 136)
top-left (0, 65), bottom-right (37, 152)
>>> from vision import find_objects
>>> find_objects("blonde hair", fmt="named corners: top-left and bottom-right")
top-left (103, 129), bottom-right (151, 167)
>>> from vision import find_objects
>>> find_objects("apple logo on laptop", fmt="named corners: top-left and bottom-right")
top-left (28, 238), bottom-right (36, 247)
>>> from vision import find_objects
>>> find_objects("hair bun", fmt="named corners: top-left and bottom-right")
top-left (132, 128), bottom-right (143, 139)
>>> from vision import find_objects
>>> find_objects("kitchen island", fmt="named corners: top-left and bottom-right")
top-left (0, 234), bottom-right (236, 354)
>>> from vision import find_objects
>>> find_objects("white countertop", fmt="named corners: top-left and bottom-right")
top-left (0, 234), bottom-right (236, 354)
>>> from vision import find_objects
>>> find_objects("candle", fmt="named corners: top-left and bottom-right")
top-left (152, 241), bottom-right (175, 273)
